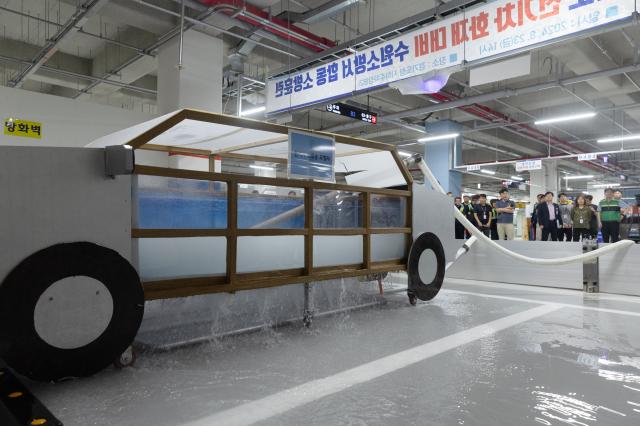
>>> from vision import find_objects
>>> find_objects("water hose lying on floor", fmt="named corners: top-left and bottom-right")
top-left (416, 159), bottom-right (634, 266)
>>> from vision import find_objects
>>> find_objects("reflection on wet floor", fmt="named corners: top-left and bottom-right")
top-left (30, 279), bottom-right (640, 426)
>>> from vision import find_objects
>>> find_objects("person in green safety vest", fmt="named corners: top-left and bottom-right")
top-left (490, 199), bottom-right (499, 240)
top-left (599, 187), bottom-right (622, 243)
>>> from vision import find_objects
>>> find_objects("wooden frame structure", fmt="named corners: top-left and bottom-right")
top-left (129, 109), bottom-right (414, 301)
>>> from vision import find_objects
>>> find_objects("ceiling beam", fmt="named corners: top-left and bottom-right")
top-left (8, 0), bottom-right (110, 88)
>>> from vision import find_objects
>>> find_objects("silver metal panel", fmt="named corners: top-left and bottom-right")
top-left (237, 236), bottom-right (305, 273)
top-left (371, 233), bottom-right (406, 262)
top-left (598, 243), bottom-right (640, 296)
top-left (447, 240), bottom-right (584, 289)
top-left (137, 237), bottom-right (227, 280)
top-left (313, 235), bottom-right (363, 267)
top-left (412, 183), bottom-right (460, 262)
top-left (0, 146), bottom-right (131, 282)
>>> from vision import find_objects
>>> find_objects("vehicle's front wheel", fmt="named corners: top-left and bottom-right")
top-left (0, 242), bottom-right (144, 381)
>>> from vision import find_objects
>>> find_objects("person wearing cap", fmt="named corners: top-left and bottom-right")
top-left (495, 189), bottom-right (516, 240)
top-left (599, 188), bottom-right (621, 243)
top-left (473, 194), bottom-right (492, 237)
top-left (536, 191), bottom-right (562, 241)
top-left (558, 193), bottom-right (573, 242)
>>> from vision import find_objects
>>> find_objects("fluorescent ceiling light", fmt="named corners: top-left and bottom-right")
top-left (591, 183), bottom-right (621, 188)
top-left (240, 106), bottom-right (266, 116)
top-left (534, 112), bottom-right (596, 125)
top-left (398, 151), bottom-right (413, 157)
top-left (566, 187), bottom-right (573, 191)
top-left (597, 134), bottom-right (640, 143)
top-left (418, 133), bottom-right (459, 142)
top-left (249, 164), bottom-right (274, 171)
top-left (564, 175), bottom-right (594, 180)
top-left (480, 169), bottom-right (496, 175)
top-left (510, 176), bottom-right (524, 181)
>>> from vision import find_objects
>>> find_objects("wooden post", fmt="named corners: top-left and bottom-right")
top-left (363, 192), bottom-right (372, 271)
top-left (304, 185), bottom-right (314, 275)
top-left (227, 183), bottom-right (238, 285)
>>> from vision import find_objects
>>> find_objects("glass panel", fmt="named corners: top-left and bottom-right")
top-left (237, 184), bottom-right (305, 228)
top-left (371, 234), bottom-right (407, 262)
top-left (371, 194), bottom-right (407, 228)
top-left (134, 175), bottom-right (227, 229)
top-left (314, 190), bottom-right (362, 228)
top-left (237, 236), bottom-right (305, 273)
top-left (136, 237), bottom-right (226, 281)
top-left (313, 235), bottom-right (363, 267)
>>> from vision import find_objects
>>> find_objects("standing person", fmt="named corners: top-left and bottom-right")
top-left (585, 195), bottom-right (599, 240)
top-left (614, 189), bottom-right (630, 239)
top-left (490, 199), bottom-right (499, 240)
top-left (462, 195), bottom-right (474, 238)
top-left (536, 191), bottom-right (562, 241)
top-left (558, 193), bottom-right (573, 241)
top-left (453, 196), bottom-right (466, 239)
top-left (495, 189), bottom-right (516, 240)
top-left (571, 194), bottom-right (593, 242)
top-left (614, 189), bottom-right (630, 216)
top-left (599, 188), bottom-right (621, 243)
top-left (473, 194), bottom-right (492, 237)
top-left (531, 194), bottom-right (545, 241)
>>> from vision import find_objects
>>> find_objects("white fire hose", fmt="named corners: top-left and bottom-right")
top-left (417, 159), bottom-right (634, 266)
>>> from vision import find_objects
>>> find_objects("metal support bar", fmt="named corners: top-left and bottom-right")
top-left (178, 0), bottom-right (185, 69)
top-left (583, 239), bottom-right (599, 293)
top-left (8, 0), bottom-right (110, 88)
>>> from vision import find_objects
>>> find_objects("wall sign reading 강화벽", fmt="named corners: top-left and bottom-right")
top-left (267, 0), bottom-right (636, 113)
top-left (288, 130), bottom-right (335, 183)
top-left (4, 118), bottom-right (43, 139)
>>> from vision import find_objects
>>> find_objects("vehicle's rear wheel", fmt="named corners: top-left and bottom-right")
top-left (407, 233), bottom-right (446, 302)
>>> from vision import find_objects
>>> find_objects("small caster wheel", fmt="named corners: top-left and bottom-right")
top-left (408, 293), bottom-right (417, 306)
top-left (114, 346), bottom-right (136, 369)
top-left (303, 312), bottom-right (313, 328)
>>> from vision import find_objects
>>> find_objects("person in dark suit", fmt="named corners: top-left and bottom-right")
top-left (536, 191), bottom-right (563, 241)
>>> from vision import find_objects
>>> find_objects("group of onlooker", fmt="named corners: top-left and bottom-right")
top-left (450, 187), bottom-right (633, 243)
top-left (531, 188), bottom-right (629, 243)
top-left (451, 188), bottom-right (516, 241)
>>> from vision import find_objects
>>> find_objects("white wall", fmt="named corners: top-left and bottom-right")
top-left (0, 86), bottom-right (153, 148)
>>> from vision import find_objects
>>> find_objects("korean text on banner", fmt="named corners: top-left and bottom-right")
top-left (356, 14), bottom-right (464, 91)
top-left (267, 56), bottom-right (356, 114)
top-left (4, 118), bottom-right (42, 139)
top-left (464, 0), bottom-right (636, 62)
top-left (288, 130), bottom-right (335, 182)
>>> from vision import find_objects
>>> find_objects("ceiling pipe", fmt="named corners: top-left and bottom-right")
top-left (325, 62), bottom-right (640, 133)
top-left (8, 0), bottom-right (110, 88)
top-left (197, 0), bottom-right (336, 52)
top-left (0, 54), bottom-right (157, 96)
top-left (427, 91), bottom-right (617, 175)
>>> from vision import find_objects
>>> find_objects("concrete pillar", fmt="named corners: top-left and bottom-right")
top-left (157, 31), bottom-right (223, 114)
top-left (529, 160), bottom-right (559, 212)
top-left (423, 120), bottom-right (462, 195)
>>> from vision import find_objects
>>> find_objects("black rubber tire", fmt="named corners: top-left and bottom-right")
top-left (0, 242), bottom-right (144, 381)
top-left (407, 232), bottom-right (446, 301)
